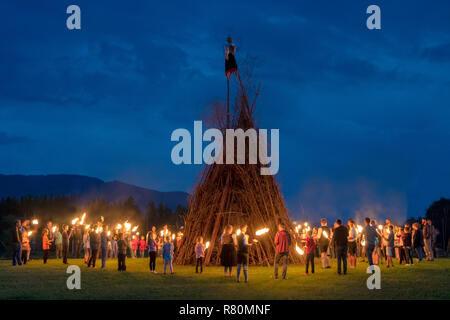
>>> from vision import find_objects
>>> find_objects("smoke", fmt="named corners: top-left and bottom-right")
top-left (290, 177), bottom-right (407, 225)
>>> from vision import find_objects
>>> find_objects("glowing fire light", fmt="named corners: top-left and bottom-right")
top-left (124, 222), bottom-right (131, 232)
top-left (357, 225), bottom-right (363, 233)
top-left (27, 231), bottom-right (33, 236)
top-left (52, 226), bottom-right (56, 233)
top-left (107, 231), bottom-right (111, 236)
top-left (136, 232), bottom-right (139, 236)
top-left (295, 244), bottom-right (304, 255)
top-left (306, 226), bottom-right (311, 232)
top-left (205, 241), bottom-right (210, 249)
top-left (323, 231), bottom-right (328, 239)
top-left (85, 224), bottom-right (90, 230)
top-left (172, 234), bottom-right (175, 240)
top-left (304, 222), bottom-right (308, 227)
top-left (361, 240), bottom-right (366, 246)
top-left (32, 219), bottom-right (39, 225)
top-left (255, 228), bottom-right (269, 236)
top-left (72, 217), bottom-right (79, 225)
top-left (80, 213), bottom-right (86, 224)
top-left (236, 229), bottom-right (241, 236)
top-left (160, 230), bottom-right (164, 237)
top-left (132, 226), bottom-right (139, 232)
top-left (378, 225), bottom-right (383, 231)
top-left (116, 224), bottom-right (122, 230)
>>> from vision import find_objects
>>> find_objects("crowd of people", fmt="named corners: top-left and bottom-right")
top-left (11, 216), bottom-right (441, 283)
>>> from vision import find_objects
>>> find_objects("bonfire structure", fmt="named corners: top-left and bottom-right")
top-left (175, 47), bottom-right (302, 266)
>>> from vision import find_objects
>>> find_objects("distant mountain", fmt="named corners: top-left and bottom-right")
top-left (0, 174), bottom-right (189, 211)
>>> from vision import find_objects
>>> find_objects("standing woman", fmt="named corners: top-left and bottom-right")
top-left (347, 219), bottom-right (357, 268)
top-left (402, 225), bottom-right (414, 266)
top-left (83, 228), bottom-right (90, 263)
top-left (224, 37), bottom-right (239, 80)
top-left (21, 230), bottom-right (31, 264)
top-left (148, 232), bottom-right (158, 273)
top-left (220, 224), bottom-right (237, 277)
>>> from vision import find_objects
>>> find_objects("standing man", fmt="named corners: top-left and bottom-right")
top-left (317, 218), bottom-right (331, 269)
top-left (62, 224), bottom-right (72, 264)
top-left (12, 220), bottom-right (23, 266)
top-left (273, 222), bottom-right (291, 280)
top-left (362, 217), bottom-right (378, 269)
top-left (54, 226), bottom-right (62, 259)
top-left (88, 227), bottom-right (100, 268)
top-left (332, 219), bottom-right (349, 275)
top-left (101, 225), bottom-right (109, 268)
top-left (73, 223), bottom-right (83, 258)
top-left (423, 219), bottom-right (434, 261)
top-left (236, 224), bottom-right (253, 283)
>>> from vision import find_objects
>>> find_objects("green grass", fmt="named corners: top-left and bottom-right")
top-left (1, 257), bottom-right (449, 300)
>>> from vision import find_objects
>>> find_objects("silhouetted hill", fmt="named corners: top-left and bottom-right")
top-left (0, 174), bottom-right (188, 210)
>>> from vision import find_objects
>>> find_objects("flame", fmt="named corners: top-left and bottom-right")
top-left (80, 213), bottom-right (86, 224)
top-left (107, 231), bottom-right (111, 236)
top-left (85, 224), bottom-right (90, 230)
top-left (357, 225), bottom-right (363, 233)
top-left (32, 219), bottom-right (39, 225)
top-left (72, 217), bottom-right (79, 225)
top-left (323, 230), bottom-right (328, 239)
top-left (387, 229), bottom-right (391, 234)
top-left (136, 232), bottom-right (139, 236)
top-left (124, 222), bottom-right (131, 232)
top-left (165, 229), bottom-right (169, 235)
top-left (27, 231), bottom-right (33, 236)
top-left (95, 226), bottom-right (103, 234)
top-left (160, 230), bottom-right (164, 237)
top-left (132, 226), bottom-right (139, 232)
top-left (295, 244), bottom-right (304, 255)
top-left (378, 225), bottom-right (383, 231)
top-left (116, 224), bottom-right (122, 230)
top-left (255, 228), bottom-right (269, 236)
top-left (205, 241), bottom-right (210, 249)
top-left (236, 229), bottom-right (241, 236)
top-left (304, 222), bottom-right (308, 227)
top-left (295, 225), bottom-right (301, 233)
top-left (306, 226), bottom-right (311, 232)
top-left (52, 226), bottom-right (56, 233)
top-left (172, 233), bottom-right (175, 240)
top-left (361, 240), bottom-right (366, 246)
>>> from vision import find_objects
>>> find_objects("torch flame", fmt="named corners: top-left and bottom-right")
top-left (306, 226), bottom-right (311, 232)
top-left (52, 226), bottom-right (56, 233)
top-left (132, 226), bottom-right (139, 232)
top-left (32, 219), bottom-right (39, 225)
top-left (205, 241), bottom-right (210, 249)
top-left (236, 229), bottom-right (241, 236)
top-left (124, 222), bottom-right (131, 232)
top-left (116, 224), bottom-right (122, 230)
top-left (323, 231), bottom-right (328, 239)
top-left (361, 240), bottom-right (366, 246)
top-left (172, 233), bottom-right (175, 240)
top-left (27, 231), bottom-right (33, 236)
top-left (107, 231), bottom-right (111, 236)
top-left (72, 217), bottom-right (79, 225)
top-left (295, 243), bottom-right (304, 255)
top-left (85, 224), bottom-right (90, 230)
top-left (304, 222), bottom-right (308, 227)
top-left (80, 213), bottom-right (86, 224)
top-left (255, 228), bottom-right (269, 236)
top-left (357, 225), bottom-right (363, 233)
top-left (160, 230), bottom-right (164, 237)
top-left (378, 225), bottom-right (383, 231)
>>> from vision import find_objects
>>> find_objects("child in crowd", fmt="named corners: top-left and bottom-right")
top-left (117, 233), bottom-right (127, 271)
top-left (21, 231), bottom-right (30, 265)
top-left (139, 235), bottom-right (146, 258)
top-left (195, 236), bottom-right (205, 274)
top-left (384, 225), bottom-right (395, 268)
top-left (163, 236), bottom-right (174, 274)
top-left (148, 232), bottom-right (158, 273)
top-left (304, 230), bottom-right (316, 274)
top-left (42, 229), bottom-right (51, 264)
top-left (131, 235), bottom-right (138, 259)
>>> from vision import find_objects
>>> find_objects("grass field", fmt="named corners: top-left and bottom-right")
top-left (1, 257), bottom-right (449, 300)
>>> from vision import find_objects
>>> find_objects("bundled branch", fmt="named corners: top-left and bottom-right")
top-left (175, 79), bottom-right (302, 265)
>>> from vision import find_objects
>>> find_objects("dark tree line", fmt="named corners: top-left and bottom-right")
top-left (0, 195), bottom-right (187, 256)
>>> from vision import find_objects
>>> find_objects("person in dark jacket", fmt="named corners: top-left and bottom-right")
top-left (332, 219), bottom-right (349, 275)
top-left (117, 233), bottom-right (128, 271)
top-left (73, 223), bottom-right (83, 258)
top-left (88, 228), bottom-right (100, 268)
top-left (12, 220), bottom-right (23, 266)
top-left (412, 223), bottom-right (424, 262)
top-left (236, 224), bottom-right (254, 283)
top-left (62, 224), bottom-right (72, 264)
top-left (402, 225), bottom-right (414, 265)
top-left (273, 222), bottom-right (291, 280)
